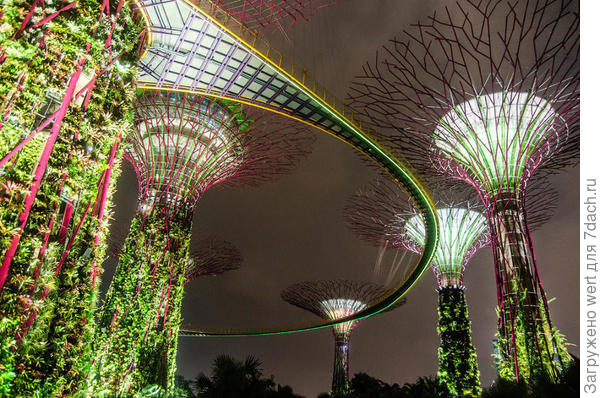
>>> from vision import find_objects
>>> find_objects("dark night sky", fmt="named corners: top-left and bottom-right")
top-left (103, 1), bottom-right (580, 397)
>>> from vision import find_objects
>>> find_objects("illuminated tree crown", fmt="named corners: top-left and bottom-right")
top-left (345, 180), bottom-right (490, 288)
top-left (126, 90), bottom-right (316, 212)
top-left (405, 207), bottom-right (489, 287)
top-left (282, 280), bottom-right (405, 397)
top-left (349, 0), bottom-right (578, 200)
top-left (281, 280), bottom-right (389, 338)
top-left (434, 92), bottom-right (563, 194)
top-left (319, 298), bottom-right (367, 337)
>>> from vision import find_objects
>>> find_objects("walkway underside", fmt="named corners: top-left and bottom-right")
top-left (135, 0), bottom-right (439, 336)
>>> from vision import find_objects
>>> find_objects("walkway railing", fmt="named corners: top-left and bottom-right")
top-left (192, 0), bottom-right (376, 140)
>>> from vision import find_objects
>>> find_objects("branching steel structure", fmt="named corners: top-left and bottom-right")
top-left (108, 226), bottom-right (242, 280)
top-left (90, 90), bottom-right (313, 393)
top-left (134, 0), bottom-right (439, 338)
top-left (281, 280), bottom-right (401, 396)
top-left (127, 90), bottom-right (314, 210)
top-left (344, 177), bottom-right (559, 394)
top-left (348, 0), bottom-right (578, 381)
top-left (345, 181), bottom-right (491, 289)
top-left (185, 234), bottom-right (242, 281)
top-left (212, 0), bottom-right (335, 34)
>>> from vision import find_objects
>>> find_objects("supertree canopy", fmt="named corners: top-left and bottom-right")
top-left (348, 0), bottom-right (577, 382)
top-left (126, 90), bottom-right (312, 211)
top-left (89, 89), bottom-right (314, 394)
top-left (185, 234), bottom-right (243, 281)
top-left (0, 0), bottom-right (142, 395)
top-left (345, 180), bottom-right (489, 397)
top-left (107, 227), bottom-right (243, 281)
top-left (346, 181), bottom-right (491, 289)
top-left (281, 280), bottom-right (404, 397)
top-left (212, 0), bottom-right (336, 34)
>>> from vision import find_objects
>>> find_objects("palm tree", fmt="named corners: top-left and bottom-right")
top-left (194, 355), bottom-right (302, 398)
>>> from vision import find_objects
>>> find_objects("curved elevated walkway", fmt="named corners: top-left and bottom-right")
top-left (134, 0), bottom-right (439, 336)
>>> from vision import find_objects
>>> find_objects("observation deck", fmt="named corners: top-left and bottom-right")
top-left (133, 0), bottom-right (439, 335)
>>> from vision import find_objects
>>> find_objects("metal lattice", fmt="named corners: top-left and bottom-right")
top-left (212, 0), bottom-right (335, 34)
top-left (344, 180), bottom-right (490, 288)
top-left (143, 0), bottom-right (438, 340)
top-left (186, 234), bottom-right (242, 280)
top-left (125, 90), bottom-right (315, 212)
top-left (281, 280), bottom-right (391, 337)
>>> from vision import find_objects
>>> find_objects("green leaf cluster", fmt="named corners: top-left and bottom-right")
top-left (0, 0), bottom-right (143, 395)
top-left (436, 287), bottom-right (481, 397)
top-left (89, 203), bottom-right (192, 395)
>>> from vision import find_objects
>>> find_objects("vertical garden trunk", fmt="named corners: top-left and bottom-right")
top-left (331, 333), bottom-right (350, 397)
top-left (0, 0), bottom-right (142, 395)
top-left (437, 286), bottom-right (481, 397)
top-left (489, 193), bottom-right (567, 381)
top-left (89, 199), bottom-right (191, 395)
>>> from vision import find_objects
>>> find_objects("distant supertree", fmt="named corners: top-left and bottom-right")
top-left (185, 235), bottom-right (243, 281)
top-left (90, 90), bottom-right (314, 394)
top-left (108, 228), bottom-right (242, 280)
top-left (211, 0), bottom-right (335, 35)
top-left (344, 177), bottom-right (560, 395)
top-left (349, 0), bottom-right (577, 382)
top-left (345, 180), bottom-right (488, 397)
top-left (281, 280), bottom-right (405, 397)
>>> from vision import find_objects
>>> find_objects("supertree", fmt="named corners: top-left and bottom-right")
top-left (281, 280), bottom-right (405, 397)
top-left (89, 89), bottom-right (314, 394)
top-left (210, 0), bottom-right (336, 35)
top-left (345, 180), bottom-right (488, 397)
top-left (108, 227), bottom-right (243, 280)
top-left (345, 178), bottom-right (556, 396)
top-left (348, 0), bottom-right (578, 381)
top-left (185, 234), bottom-right (243, 280)
top-left (0, 0), bottom-right (143, 395)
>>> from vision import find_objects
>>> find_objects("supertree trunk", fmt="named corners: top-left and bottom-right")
top-left (437, 287), bottom-right (480, 397)
top-left (0, 0), bottom-right (142, 394)
top-left (488, 193), bottom-right (568, 381)
top-left (332, 333), bottom-right (350, 397)
top-left (89, 200), bottom-right (191, 394)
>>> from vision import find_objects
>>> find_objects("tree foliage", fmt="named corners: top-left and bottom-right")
top-left (437, 287), bottom-right (481, 396)
top-left (193, 354), bottom-right (304, 398)
top-left (89, 203), bottom-right (192, 394)
top-left (0, 0), bottom-right (142, 395)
